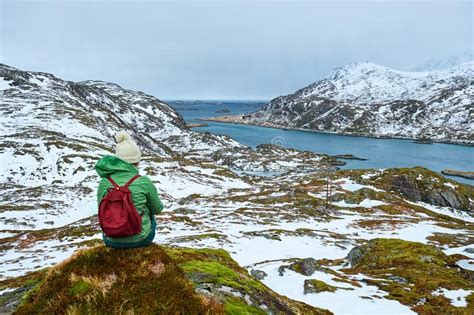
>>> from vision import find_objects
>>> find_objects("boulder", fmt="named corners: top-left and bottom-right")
top-left (250, 269), bottom-right (268, 280)
top-left (387, 275), bottom-right (409, 284)
top-left (345, 246), bottom-right (366, 267)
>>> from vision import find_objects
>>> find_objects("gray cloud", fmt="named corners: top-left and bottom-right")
top-left (1, 0), bottom-right (472, 100)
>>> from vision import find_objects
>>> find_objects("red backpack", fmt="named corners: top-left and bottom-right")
top-left (98, 175), bottom-right (142, 238)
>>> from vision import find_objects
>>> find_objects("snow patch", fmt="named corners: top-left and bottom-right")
top-left (332, 199), bottom-right (386, 208)
top-left (0, 78), bottom-right (13, 90)
top-left (456, 259), bottom-right (474, 271)
top-left (255, 261), bottom-right (415, 314)
top-left (405, 200), bottom-right (474, 223)
top-left (336, 178), bottom-right (384, 192)
top-left (433, 288), bottom-right (472, 307)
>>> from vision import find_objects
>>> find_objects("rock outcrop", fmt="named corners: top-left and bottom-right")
top-left (375, 167), bottom-right (474, 213)
top-left (7, 244), bottom-right (330, 314)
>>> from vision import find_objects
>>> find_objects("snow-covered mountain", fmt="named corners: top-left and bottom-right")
top-left (0, 64), bottom-right (242, 157)
top-left (0, 63), bottom-right (243, 231)
top-left (412, 51), bottom-right (473, 72)
top-left (244, 62), bottom-right (473, 144)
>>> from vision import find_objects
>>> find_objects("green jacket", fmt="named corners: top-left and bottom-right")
top-left (95, 155), bottom-right (164, 244)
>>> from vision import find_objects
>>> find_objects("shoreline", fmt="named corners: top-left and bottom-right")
top-left (186, 122), bottom-right (209, 128)
top-left (441, 169), bottom-right (474, 180)
top-left (199, 115), bottom-right (474, 147)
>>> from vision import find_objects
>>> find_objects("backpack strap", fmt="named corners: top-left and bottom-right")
top-left (124, 174), bottom-right (140, 188)
top-left (106, 175), bottom-right (140, 189)
top-left (107, 176), bottom-right (120, 188)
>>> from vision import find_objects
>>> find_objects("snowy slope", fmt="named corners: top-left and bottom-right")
top-left (412, 51), bottom-right (473, 71)
top-left (0, 63), bottom-right (243, 232)
top-left (1, 165), bottom-right (472, 314)
top-left (246, 62), bottom-right (473, 144)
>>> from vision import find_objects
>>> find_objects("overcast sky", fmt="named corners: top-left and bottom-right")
top-left (1, 0), bottom-right (472, 100)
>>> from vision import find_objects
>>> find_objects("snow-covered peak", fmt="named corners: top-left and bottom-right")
top-left (328, 60), bottom-right (473, 81)
top-left (0, 63), bottom-right (18, 71)
top-left (412, 51), bottom-right (474, 72)
top-left (78, 80), bottom-right (124, 90)
top-left (299, 61), bottom-right (473, 104)
top-left (248, 61), bottom-right (473, 144)
top-left (327, 62), bottom-right (398, 80)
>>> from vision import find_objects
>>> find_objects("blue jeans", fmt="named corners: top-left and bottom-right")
top-left (103, 217), bottom-right (156, 249)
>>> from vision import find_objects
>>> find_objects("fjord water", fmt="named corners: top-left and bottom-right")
top-left (169, 101), bottom-right (474, 184)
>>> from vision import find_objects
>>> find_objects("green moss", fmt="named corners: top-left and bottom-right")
top-left (3, 223), bottom-right (100, 252)
top-left (56, 224), bottom-right (99, 240)
top-left (178, 193), bottom-right (203, 205)
top-left (68, 281), bottom-right (92, 296)
top-left (331, 276), bottom-right (362, 288)
top-left (427, 233), bottom-right (474, 247)
top-left (0, 204), bottom-right (36, 211)
top-left (181, 260), bottom-right (266, 292)
top-left (351, 218), bottom-right (418, 230)
top-left (224, 297), bottom-right (266, 315)
top-left (166, 247), bottom-right (331, 314)
top-left (244, 228), bottom-right (346, 244)
top-left (213, 168), bottom-right (240, 179)
top-left (305, 280), bottom-right (337, 293)
top-left (162, 214), bottom-right (202, 226)
top-left (17, 280), bottom-right (43, 309)
top-left (14, 245), bottom-right (220, 314)
top-left (164, 246), bottom-right (234, 264)
top-left (343, 238), bottom-right (474, 313)
top-left (376, 204), bottom-right (411, 215)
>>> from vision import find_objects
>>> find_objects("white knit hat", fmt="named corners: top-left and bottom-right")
top-left (115, 131), bottom-right (141, 164)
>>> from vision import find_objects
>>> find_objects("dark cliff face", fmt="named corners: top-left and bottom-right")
top-left (375, 167), bottom-right (474, 213)
top-left (390, 175), bottom-right (466, 209)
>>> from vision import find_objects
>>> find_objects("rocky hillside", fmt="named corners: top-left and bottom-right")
top-left (0, 64), bottom-right (243, 232)
top-left (343, 238), bottom-right (474, 314)
top-left (2, 159), bottom-right (473, 314)
top-left (6, 244), bottom-right (328, 314)
top-left (0, 64), bottom-right (242, 158)
top-left (1, 64), bottom-right (473, 314)
top-left (243, 62), bottom-right (473, 144)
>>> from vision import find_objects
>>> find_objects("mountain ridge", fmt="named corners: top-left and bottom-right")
top-left (411, 51), bottom-right (473, 71)
top-left (240, 61), bottom-right (473, 144)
